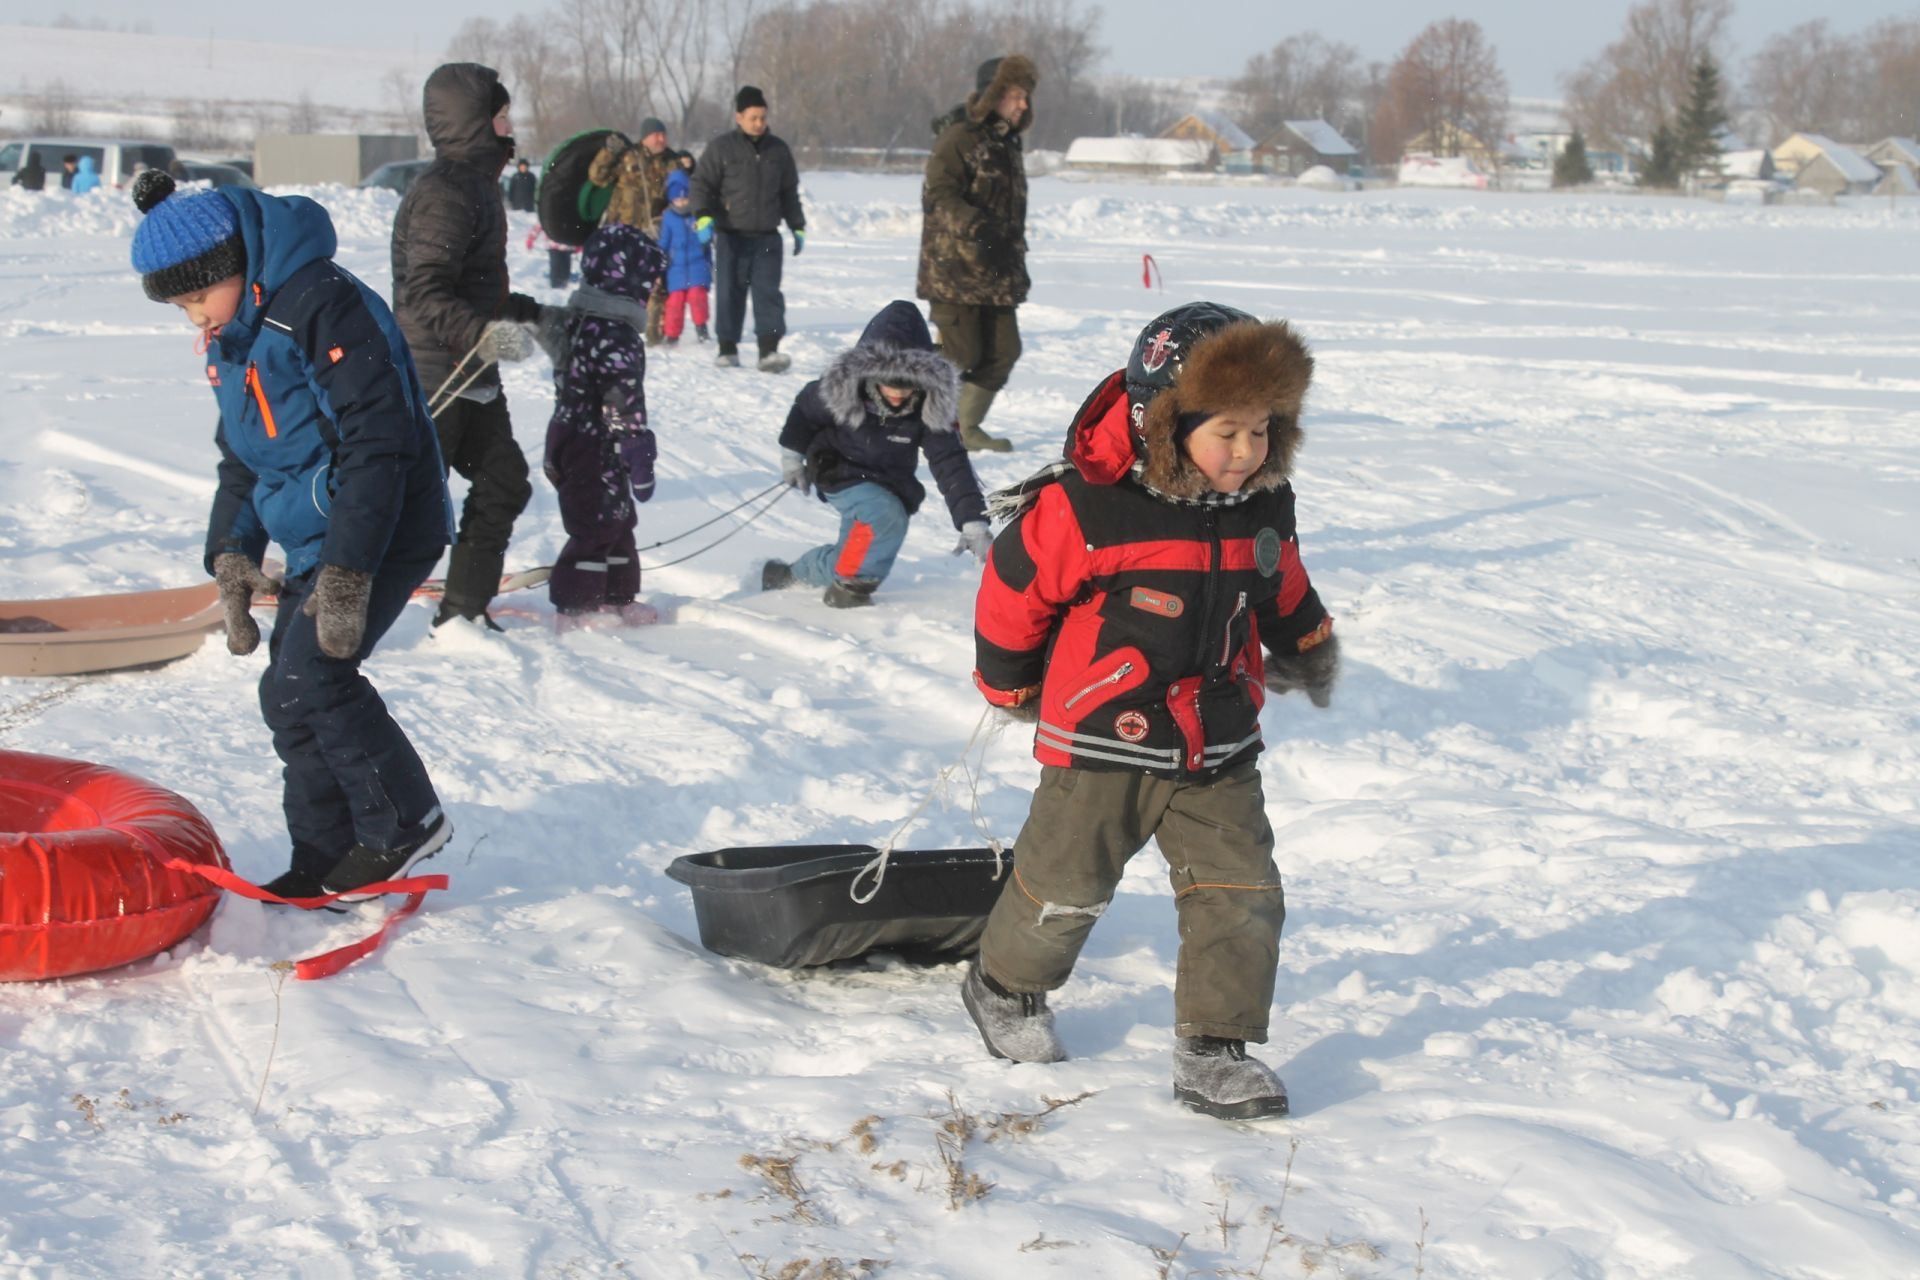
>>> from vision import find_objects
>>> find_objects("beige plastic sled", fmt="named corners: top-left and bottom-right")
top-left (0, 583), bottom-right (224, 677)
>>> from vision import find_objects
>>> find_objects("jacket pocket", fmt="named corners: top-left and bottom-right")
top-left (1057, 647), bottom-right (1148, 716)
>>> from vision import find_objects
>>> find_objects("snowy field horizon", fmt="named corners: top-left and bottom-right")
top-left (2, 175), bottom-right (1918, 1277)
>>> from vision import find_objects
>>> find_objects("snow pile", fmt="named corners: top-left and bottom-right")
top-left (2, 172), bottom-right (1918, 1278)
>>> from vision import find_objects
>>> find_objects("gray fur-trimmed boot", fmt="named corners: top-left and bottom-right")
top-left (960, 959), bottom-right (1066, 1063)
top-left (1173, 1036), bottom-right (1290, 1120)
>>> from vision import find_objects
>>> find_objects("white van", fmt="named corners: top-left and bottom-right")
top-left (0, 137), bottom-right (179, 190)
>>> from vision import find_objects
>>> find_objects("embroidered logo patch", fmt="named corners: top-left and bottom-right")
top-left (1129, 586), bottom-right (1184, 617)
top-left (1114, 710), bottom-right (1150, 742)
top-left (1254, 527), bottom-right (1284, 577)
top-left (1140, 328), bottom-right (1178, 373)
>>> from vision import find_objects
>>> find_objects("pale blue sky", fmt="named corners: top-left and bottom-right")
top-left (2, 1), bottom-right (1910, 98)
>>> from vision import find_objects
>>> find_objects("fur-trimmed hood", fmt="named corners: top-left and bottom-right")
top-left (818, 300), bottom-right (960, 431)
top-left (965, 54), bottom-right (1038, 133)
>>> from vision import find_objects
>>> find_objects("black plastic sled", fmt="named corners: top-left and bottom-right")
top-left (665, 845), bottom-right (1013, 969)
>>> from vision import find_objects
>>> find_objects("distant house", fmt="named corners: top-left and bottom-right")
top-left (1063, 137), bottom-right (1217, 175)
top-left (1401, 122), bottom-right (1514, 173)
top-left (1719, 149), bottom-right (1776, 181)
top-left (1875, 164), bottom-right (1919, 196)
top-left (1161, 111), bottom-right (1255, 172)
top-left (1253, 119), bottom-right (1359, 177)
top-left (1864, 137), bottom-right (1920, 178)
top-left (1775, 134), bottom-right (1880, 196)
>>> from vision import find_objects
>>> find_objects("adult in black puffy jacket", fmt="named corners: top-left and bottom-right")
top-left (762, 300), bottom-right (989, 608)
top-left (690, 85), bottom-right (805, 372)
top-left (391, 62), bottom-right (545, 628)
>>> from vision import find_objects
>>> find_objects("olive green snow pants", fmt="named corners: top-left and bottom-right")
top-left (977, 762), bottom-right (1285, 1043)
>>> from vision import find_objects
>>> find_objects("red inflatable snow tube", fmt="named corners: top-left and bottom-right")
top-left (0, 749), bottom-right (227, 981)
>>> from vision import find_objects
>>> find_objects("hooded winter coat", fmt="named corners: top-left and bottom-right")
top-left (916, 56), bottom-right (1035, 309)
top-left (10, 157), bottom-right (46, 190)
top-left (658, 170), bottom-right (713, 293)
top-left (70, 155), bottom-right (100, 194)
top-left (778, 300), bottom-right (985, 530)
top-left (202, 189), bottom-right (453, 580)
top-left (973, 321), bottom-right (1330, 779)
top-left (391, 63), bottom-right (541, 399)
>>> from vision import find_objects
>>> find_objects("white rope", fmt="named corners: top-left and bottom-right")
top-left (427, 338), bottom-right (493, 418)
top-left (848, 705), bottom-right (1013, 904)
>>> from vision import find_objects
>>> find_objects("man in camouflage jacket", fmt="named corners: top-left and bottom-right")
top-left (916, 54), bottom-right (1037, 453)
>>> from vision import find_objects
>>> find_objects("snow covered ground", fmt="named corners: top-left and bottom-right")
top-left (2, 175), bottom-right (1918, 1278)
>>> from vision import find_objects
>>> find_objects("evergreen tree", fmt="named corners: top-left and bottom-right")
top-left (1638, 124), bottom-right (1680, 188)
top-left (1553, 128), bottom-right (1595, 187)
top-left (1673, 55), bottom-right (1729, 180)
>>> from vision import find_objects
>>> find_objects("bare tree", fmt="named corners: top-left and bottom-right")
top-left (1856, 16), bottom-right (1920, 142)
top-left (1744, 21), bottom-right (1858, 147)
top-left (1373, 18), bottom-right (1509, 164)
top-left (25, 79), bottom-right (79, 134)
top-left (1229, 33), bottom-right (1363, 140)
top-left (1564, 0), bottom-right (1732, 152)
top-left (446, 16), bottom-right (510, 68)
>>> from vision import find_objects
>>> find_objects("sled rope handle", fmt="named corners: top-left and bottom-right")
top-left (638, 483), bottom-right (793, 572)
top-left (164, 857), bottom-right (449, 980)
top-left (427, 337), bottom-right (495, 418)
top-left (638, 480), bottom-right (787, 554)
top-left (849, 705), bottom-right (1009, 904)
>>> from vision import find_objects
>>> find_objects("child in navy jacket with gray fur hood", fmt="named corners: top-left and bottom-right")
top-left (762, 300), bottom-right (991, 607)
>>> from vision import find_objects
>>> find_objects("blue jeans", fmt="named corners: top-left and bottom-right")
top-left (261, 554), bottom-right (442, 873)
top-left (713, 230), bottom-right (785, 346)
top-left (790, 483), bottom-right (909, 587)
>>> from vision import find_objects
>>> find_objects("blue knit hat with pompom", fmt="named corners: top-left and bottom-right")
top-left (130, 170), bottom-right (245, 301)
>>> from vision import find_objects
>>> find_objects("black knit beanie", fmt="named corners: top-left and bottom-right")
top-left (734, 85), bottom-right (767, 113)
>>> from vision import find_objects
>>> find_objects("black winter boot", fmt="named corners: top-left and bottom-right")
top-left (961, 960), bottom-right (1067, 1063)
top-left (1172, 1036), bottom-right (1289, 1120)
top-left (716, 341), bottom-right (740, 368)
top-left (321, 809), bottom-right (453, 902)
top-left (821, 577), bottom-right (879, 608)
top-left (761, 559), bottom-right (794, 590)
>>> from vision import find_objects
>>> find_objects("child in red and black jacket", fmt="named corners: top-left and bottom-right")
top-left (964, 302), bottom-right (1339, 1121)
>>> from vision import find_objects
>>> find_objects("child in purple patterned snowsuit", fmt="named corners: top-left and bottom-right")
top-left (542, 221), bottom-right (668, 624)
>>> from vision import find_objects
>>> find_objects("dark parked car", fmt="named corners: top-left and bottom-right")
top-left (359, 159), bottom-right (432, 196)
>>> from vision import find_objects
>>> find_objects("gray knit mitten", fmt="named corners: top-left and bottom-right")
top-left (301, 564), bottom-right (373, 659)
top-left (212, 552), bottom-right (280, 655)
top-left (1263, 632), bottom-right (1341, 709)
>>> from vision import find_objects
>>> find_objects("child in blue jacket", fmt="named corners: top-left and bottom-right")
top-left (130, 170), bottom-right (456, 901)
top-left (656, 168), bottom-right (712, 344)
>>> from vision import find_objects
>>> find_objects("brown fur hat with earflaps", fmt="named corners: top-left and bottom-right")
top-left (967, 55), bottom-right (1039, 130)
top-left (1129, 309), bottom-right (1314, 501)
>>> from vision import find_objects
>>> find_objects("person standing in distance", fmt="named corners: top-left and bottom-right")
top-left (392, 62), bottom-right (551, 630)
top-left (917, 55), bottom-right (1038, 453)
top-left (691, 86), bottom-right (806, 373)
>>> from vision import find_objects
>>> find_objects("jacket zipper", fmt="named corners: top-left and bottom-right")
top-left (1192, 507), bottom-right (1220, 671)
top-left (1219, 591), bottom-right (1247, 666)
top-left (1064, 660), bottom-right (1133, 710)
top-left (244, 363), bottom-right (278, 439)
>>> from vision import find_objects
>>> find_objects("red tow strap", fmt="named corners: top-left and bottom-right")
top-left (165, 858), bottom-right (449, 980)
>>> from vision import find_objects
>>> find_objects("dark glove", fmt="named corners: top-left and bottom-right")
top-left (533, 305), bottom-right (571, 366)
top-left (791, 229), bottom-right (806, 256)
top-left (618, 428), bottom-right (658, 502)
top-left (601, 131), bottom-right (632, 158)
top-left (779, 447), bottom-right (810, 493)
top-left (1264, 631), bottom-right (1341, 709)
top-left (212, 552), bottom-right (280, 656)
top-left (301, 564), bottom-right (373, 660)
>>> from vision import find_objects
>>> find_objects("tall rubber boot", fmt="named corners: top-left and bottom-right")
top-left (958, 383), bottom-right (1011, 453)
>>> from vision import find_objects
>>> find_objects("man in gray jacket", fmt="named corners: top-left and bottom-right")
top-left (691, 85), bottom-right (806, 373)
